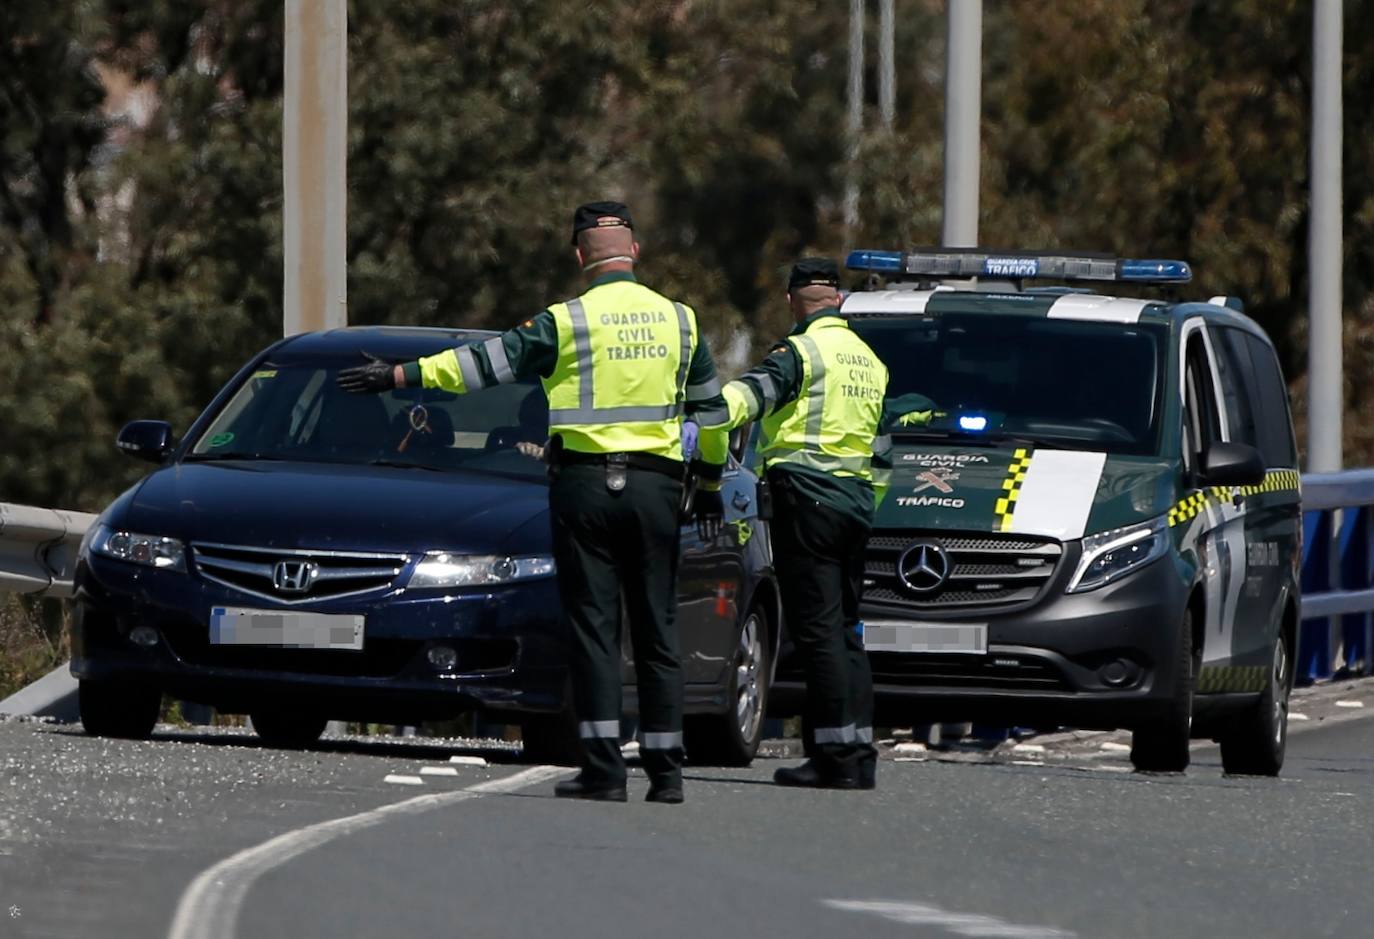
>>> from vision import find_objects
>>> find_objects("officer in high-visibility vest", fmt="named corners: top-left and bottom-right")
top-left (338, 202), bottom-right (731, 804)
top-left (709, 258), bottom-right (890, 789)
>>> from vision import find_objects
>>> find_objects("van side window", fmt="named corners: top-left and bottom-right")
top-left (1213, 328), bottom-right (1262, 453)
top-left (1241, 332), bottom-right (1299, 467)
top-left (1183, 332), bottom-right (1221, 469)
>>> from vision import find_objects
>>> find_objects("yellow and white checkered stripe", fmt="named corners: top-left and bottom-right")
top-left (993, 448), bottom-right (1034, 533)
top-left (1197, 665), bottom-right (1269, 693)
top-left (1166, 469), bottom-right (1301, 528)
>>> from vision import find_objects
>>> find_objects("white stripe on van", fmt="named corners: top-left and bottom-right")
top-left (1004, 450), bottom-right (1108, 541)
top-left (1046, 295), bottom-right (1149, 323)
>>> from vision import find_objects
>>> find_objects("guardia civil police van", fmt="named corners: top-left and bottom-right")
top-left (817, 248), bottom-right (1301, 775)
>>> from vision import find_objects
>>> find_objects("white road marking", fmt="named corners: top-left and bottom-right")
top-left (1099, 742), bottom-right (1131, 752)
top-left (1290, 712), bottom-right (1310, 721)
top-left (1335, 700), bottom-right (1365, 709)
top-left (419, 766), bottom-right (459, 777)
top-left (448, 755), bottom-right (489, 766)
top-left (167, 764), bottom-right (565, 939)
top-left (825, 899), bottom-right (1075, 938)
top-left (383, 774), bottom-right (424, 786)
top-left (1011, 744), bottom-right (1045, 754)
top-left (1011, 760), bottom-right (1045, 767)
top-left (894, 742), bottom-right (928, 755)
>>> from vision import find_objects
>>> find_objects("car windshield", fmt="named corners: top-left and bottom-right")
top-left (851, 310), bottom-right (1166, 455)
top-left (186, 362), bottom-right (550, 480)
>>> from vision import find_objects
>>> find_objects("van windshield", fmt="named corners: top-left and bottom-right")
top-left (850, 312), bottom-right (1167, 455)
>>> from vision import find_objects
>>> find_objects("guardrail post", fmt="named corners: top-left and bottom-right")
top-left (1299, 508), bottom-right (1333, 683)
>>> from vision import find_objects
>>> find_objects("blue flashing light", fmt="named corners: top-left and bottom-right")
top-left (845, 250), bottom-right (904, 274)
top-left (844, 248), bottom-right (1193, 284)
top-left (1118, 259), bottom-right (1193, 283)
top-left (958, 414), bottom-right (989, 432)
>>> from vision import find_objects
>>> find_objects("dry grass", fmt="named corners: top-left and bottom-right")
top-left (0, 594), bottom-right (67, 701)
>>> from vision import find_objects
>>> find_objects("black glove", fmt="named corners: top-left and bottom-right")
top-left (694, 488), bottom-right (724, 542)
top-left (337, 354), bottom-right (398, 394)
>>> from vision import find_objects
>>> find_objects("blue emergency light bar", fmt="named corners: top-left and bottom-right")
top-left (845, 249), bottom-right (1192, 284)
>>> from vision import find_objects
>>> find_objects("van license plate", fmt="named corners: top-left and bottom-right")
top-left (209, 607), bottom-right (365, 651)
top-left (862, 620), bottom-right (987, 655)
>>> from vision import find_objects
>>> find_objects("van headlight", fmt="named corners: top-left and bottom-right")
top-left (406, 552), bottom-right (556, 588)
top-left (1067, 516), bottom-right (1168, 593)
top-left (88, 524), bottom-right (187, 572)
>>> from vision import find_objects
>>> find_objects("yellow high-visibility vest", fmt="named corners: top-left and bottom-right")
top-left (544, 279), bottom-right (699, 459)
top-left (759, 317), bottom-right (887, 482)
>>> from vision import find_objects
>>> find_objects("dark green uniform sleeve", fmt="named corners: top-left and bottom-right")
top-left (404, 311), bottom-right (560, 391)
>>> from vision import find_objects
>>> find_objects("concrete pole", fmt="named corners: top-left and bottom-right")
top-left (283, 0), bottom-right (348, 336)
top-left (879, 0), bottom-right (895, 129)
top-left (1308, 0), bottom-right (1343, 473)
top-left (941, 0), bottom-right (982, 247)
top-left (843, 0), bottom-right (865, 231)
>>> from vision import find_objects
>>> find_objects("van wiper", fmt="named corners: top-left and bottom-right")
top-left (366, 458), bottom-right (447, 472)
top-left (889, 429), bottom-right (1040, 449)
top-left (184, 451), bottom-right (289, 462)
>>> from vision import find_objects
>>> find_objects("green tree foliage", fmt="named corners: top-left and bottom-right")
top-left (1, 0), bottom-right (1372, 516)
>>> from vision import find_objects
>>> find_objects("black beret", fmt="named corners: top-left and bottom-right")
top-left (571, 201), bottom-right (634, 245)
top-left (788, 257), bottom-right (840, 291)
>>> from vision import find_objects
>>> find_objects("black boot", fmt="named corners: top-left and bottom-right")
top-left (773, 759), bottom-right (859, 790)
top-left (554, 776), bottom-right (628, 802)
top-left (646, 783), bottom-right (685, 804)
top-left (858, 757), bottom-right (877, 790)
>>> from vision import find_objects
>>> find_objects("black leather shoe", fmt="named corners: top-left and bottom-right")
top-left (858, 758), bottom-right (877, 791)
top-left (646, 785), bottom-right (684, 804)
top-left (554, 778), bottom-right (628, 802)
top-left (773, 760), bottom-right (859, 790)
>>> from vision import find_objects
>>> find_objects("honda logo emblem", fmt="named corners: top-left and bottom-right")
top-left (896, 541), bottom-right (951, 595)
top-left (272, 560), bottom-right (318, 594)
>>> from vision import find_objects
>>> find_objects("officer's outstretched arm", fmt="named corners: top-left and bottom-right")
top-left (402, 312), bottom-right (560, 393)
top-left (718, 342), bottom-right (803, 430)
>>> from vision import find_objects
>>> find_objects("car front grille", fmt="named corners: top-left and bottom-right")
top-left (863, 532), bottom-right (1063, 614)
top-left (868, 652), bottom-right (1070, 691)
top-left (190, 542), bottom-right (409, 605)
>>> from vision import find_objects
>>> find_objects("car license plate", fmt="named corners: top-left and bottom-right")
top-left (209, 607), bottom-right (365, 651)
top-left (862, 619), bottom-right (987, 655)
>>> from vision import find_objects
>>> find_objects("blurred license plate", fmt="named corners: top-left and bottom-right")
top-left (209, 607), bottom-right (364, 650)
top-left (863, 620), bottom-right (987, 655)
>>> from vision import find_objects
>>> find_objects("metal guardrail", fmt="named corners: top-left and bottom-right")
top-left (0, 503), bottom-right (97, 600)
top-left (0, 473), bottom-right (1371, 681)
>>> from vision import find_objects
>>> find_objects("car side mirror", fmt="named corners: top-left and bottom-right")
top-left (117, 420), bottom-right (175, 463)
top-left (1200, 441), bottom-right (1265, 487)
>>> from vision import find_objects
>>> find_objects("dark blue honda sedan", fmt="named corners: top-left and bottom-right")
top-left (71, 327), bottom-right (778, 764)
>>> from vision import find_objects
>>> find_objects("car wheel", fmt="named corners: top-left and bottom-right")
top-left (686, 604), bottom-right (770, 767)
top-left (78, 679), bottom-right (160, 740)
top-left (249, 709), bottom-right (327, 749)
top-left (1130, 607), bottom-right (1196, 773)
top-left (1218, 632), bottom-right (1291, 776)
top-left (520, 709), bottom-right (581, 766)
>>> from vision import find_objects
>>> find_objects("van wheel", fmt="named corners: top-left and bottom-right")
top-left (687, 606), bottom-right (770, 766)
top-left (1131, 608), bottom-right (1197, 773)
top-left (1219, 633), bottom-right (1290, 776)
top-left (249, 710), bottom-right (327, 749)
top-left (79, 679), bottom-right (160, 740)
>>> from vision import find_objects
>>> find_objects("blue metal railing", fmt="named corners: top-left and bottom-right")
top-left (1299, 470), bottom-right (1374, 683)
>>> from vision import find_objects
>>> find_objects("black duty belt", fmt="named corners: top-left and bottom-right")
top-left (554, 449), bottom-right (685, 480)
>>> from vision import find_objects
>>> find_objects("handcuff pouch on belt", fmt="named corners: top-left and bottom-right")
top-left (606, 452), bottom-right (629, 492)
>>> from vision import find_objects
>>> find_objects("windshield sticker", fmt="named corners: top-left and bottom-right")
top-left (208, 432), bottom-right (235, 448)
top-left (251, 369), bottom-right (277, 380)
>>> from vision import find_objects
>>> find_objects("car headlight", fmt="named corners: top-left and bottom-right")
top-left (1067, 516), bottom-right (1168, 593)
top-left (88, 524), bottom-right (187, 572)
top-left (406, 552), bottom-right (556, 589)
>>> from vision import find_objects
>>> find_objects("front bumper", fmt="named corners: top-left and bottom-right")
top-left (773, 550), bottom-right (1191, 731)
top-left (71, 554), bottom-right (569, 722)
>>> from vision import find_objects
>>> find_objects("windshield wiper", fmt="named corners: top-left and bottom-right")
top-left (889, 429), bottom-right (1040, 449)
top-left (184, 451), bottom-right (289, 462)
top-left (365, 458), bottom-right (447, 472)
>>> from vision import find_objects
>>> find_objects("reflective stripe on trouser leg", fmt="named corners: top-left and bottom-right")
top-left (642, 731), bottom-right (684, 750)
top-left (813, 724), bottom-right (857, 745)
top-left (855, 726), bottom-right (873, 743)
top-left (578, 720), bottom-right (620, 739)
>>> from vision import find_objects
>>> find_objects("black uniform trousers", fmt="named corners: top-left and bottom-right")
top-left (549, 463), bottom-right (686, 787)
top-left (769, 470), bottom-right (877, 775)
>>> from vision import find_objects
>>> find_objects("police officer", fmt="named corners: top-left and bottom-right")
top-left (708, 258), bottom-right (890, 789)
top-left (338, 202), bottom-right (731, 803)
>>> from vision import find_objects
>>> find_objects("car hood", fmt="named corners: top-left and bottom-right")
top-left (875, 442), bottom-right (1177, 542)
top-left (117, 461), bottom-right (551, 555)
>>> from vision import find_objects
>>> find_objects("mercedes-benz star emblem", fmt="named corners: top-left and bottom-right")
top-left (896, 542), bottom-right (951, 595)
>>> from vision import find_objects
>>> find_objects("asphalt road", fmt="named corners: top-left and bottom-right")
top-left (2, 689), bottom-right (1373, 939)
